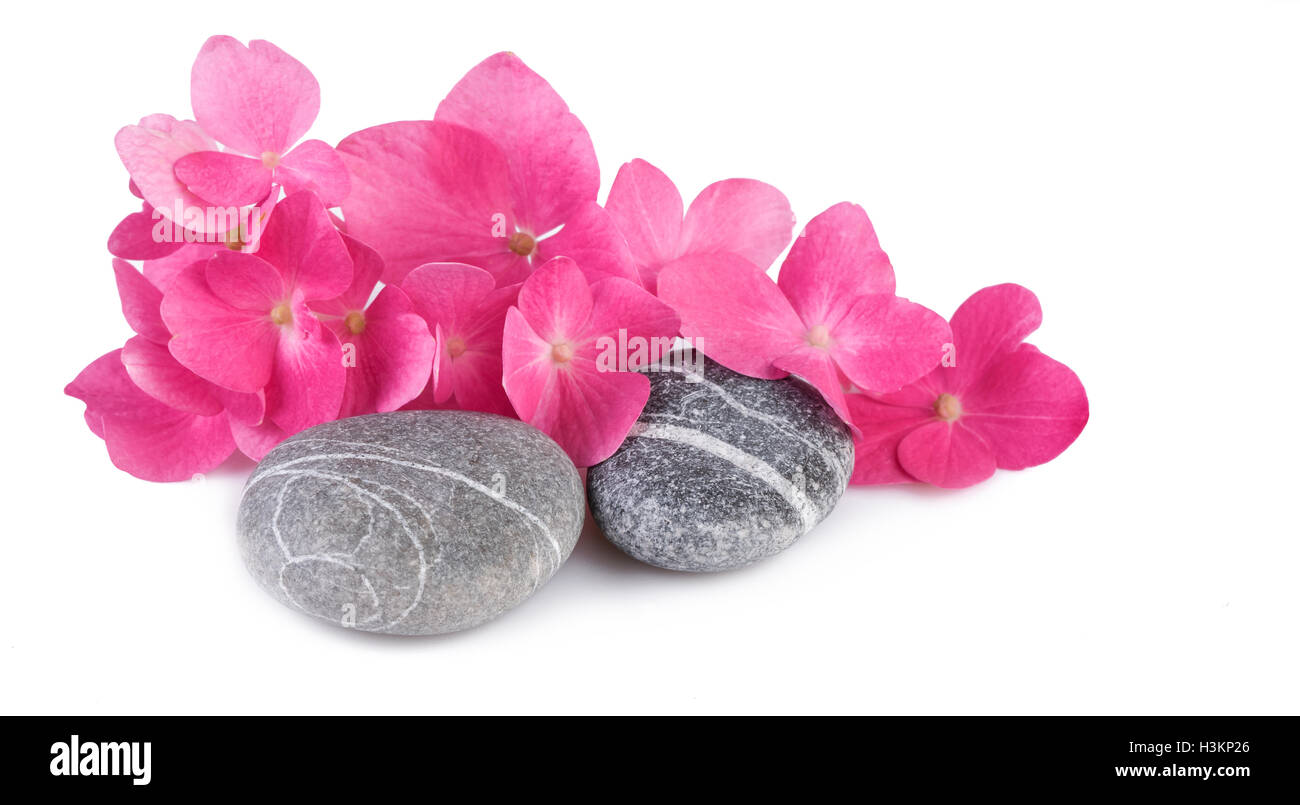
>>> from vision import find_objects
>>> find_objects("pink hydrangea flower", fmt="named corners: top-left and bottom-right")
top-left (400, 262), bottom-right (519, 417)
top-left (502, 256), bottom-right (679, 466)
top-left (160, 191), bottom-right (352, 435)
top-left (657, 202), bottom-right (952, 425)
top-left (847, 284), bottom-right (1089, 488)
top-left (604, 158), bottom-right (794, 292)
top-left (338, 53), bottom-right (637, 287)
top-left (311, 236), bottom-right (434, 418)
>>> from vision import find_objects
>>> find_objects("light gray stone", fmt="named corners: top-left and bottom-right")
top-left (588, 350), bottom-right (854, 572)
top-left (237, 411), bottom-right (584, 635)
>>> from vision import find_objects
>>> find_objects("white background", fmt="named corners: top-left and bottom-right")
top-left (3, 0), bottom-right (1297, 714)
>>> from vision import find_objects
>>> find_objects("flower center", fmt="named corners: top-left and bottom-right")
top-left (270, 302), bottom-right (293, 326)
top-left (934, 393), bottom-right (963, 422)
top-left (261, 151), bottom-right (281, 170)
top-left (508, 231), bottom-right (537, 257)
top-left (551, 341), bottom-right (575, 364)
top-left (807, 324), bottom-right (832, 348)
top-left (447, 336), bottom-right (467, 358)
top-left (344, 310), bottom-right (366, 335)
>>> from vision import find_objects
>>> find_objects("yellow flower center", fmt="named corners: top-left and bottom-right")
top-left (344, 310), bottom-right (366, 335)
top-left (551, 341), bottom-right (575, 364)
top-left (270, 303), bottom-right (293, 326)
top-left (807, 324), bottom-right (832, 348)
top-left (934, 393), bottom-right (963, 422)
top-left (261, 151), bottom-right (281, 170)
top-left (508, 231), bottom-right (537, 257)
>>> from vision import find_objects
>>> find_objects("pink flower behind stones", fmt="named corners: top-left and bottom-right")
top-left (400, 262), bottom-right (519, 417)
top-left (160, 191), bottom-right (353, 436)
top-left (311, 236), bottom-right (434, 418)
top-left (848, 284), bottom-right (1089, 489)
top-left (338, 53), bottom-right (637, 287)
top-left (502, 256), bottom-right (679, 467)
top-left (657, 202), bottom-right (952, 426)
top-left (604, 158), bottom-right (795, 292)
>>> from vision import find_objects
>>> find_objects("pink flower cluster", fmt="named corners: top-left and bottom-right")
top-left (69, 37), bottom-right (1088, 489)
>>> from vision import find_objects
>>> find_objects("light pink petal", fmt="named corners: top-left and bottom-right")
top-left (204, 251), bottom-right (285, 310)
top-left (958, 344), bottom-right (1089, 470)
top-left (115, 121), bottom-right (229, 236)
top-left (583, 277), bottom-right (681, 367)
top-left (516, 256), bottom-right (594, 342)
top-left (113, 258), bottom-right (170, 344)
top-left (230, 416), bottom-right (286, 461)
top-left (212, 386), bottom-right (265, 426)
top-left (680, 178), bottom-right (794, 272)
top-left (338, 121), bottom-right (519, 284)
top-left (108, 206), bottom-right (184, 260)
top-left (604, 158), bottom-right (684, 290)
top-left (173, 150), bottom-right (272, 207)
top-left (431, 322), bottom-right (453, 404)
top-left (656, 253), bottom-right (803, 379)
top-left (265, 293), bottom-right (345, 434)
top-left (337, 286), bottom-right (434, 418)
top-left (65, 350), bottom-right (234, 482)
top-left (254, 190), bottom-right (352, 300)
top-left (830, 294), bottom-right (952, 393)
top-left (121, 335), bottom-right (223, 416)
top-left (771, 346), bottom-right (857, 431)
top-left (190, 36), bottom-right (318, 156)
top-left (948, 283), bottom-right (1043, 393)
top-left (313, 234), bottom-right (385, 315)
top-left (278, 139), bottom-right (351, 206)
top-left (161, 259), bottom-right (280, 392)
top-left (535, 201), bottom-right (641, 284)
top-left (435, 52), bottom-right (598, 233)
top-left (844, 392), bottom-right (934, 485)
top-left (400, 261), bottom-right (497, 335)
top-left (897, 420), bottom-right (997, 489)
top-left (778, 202), bottom-right (895, 329)
top-left (143, 243), bottom-right (220, 292)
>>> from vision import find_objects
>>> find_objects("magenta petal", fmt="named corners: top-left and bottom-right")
top-left (265, 294), bottom-right (345, 434)
top-left (401, 261), bottom-right (497, 335)
top-left (337, 286), bottom-right (434, 418)
top-left (313, 235), bottom-right (386, 315)
top-left (121, 335), bottom-right (223, 416)
top-left (162, 259), bottom-right (280, 392)
top-left (536, 201), bottom-right (641, 285)
top-left (113, 258), bottom-right (170, 344)
top-left (778, 202), bottom-right (895, 329)
top-left (173, 150), bottom-right (272, 207)
top-left (585, 277), bottom-right (681, 364)
top-left (212, 386), bottom-right (265, 426)
top-left (604, 159), bottom-right (685, 290)
top-left (66, 350), bottom-right (234, 482)
top-left (431, 322), bottom-right (453, 404)
top-left (844, 393), bottom-right (933, 485)
top-left (959, 344), bottom-right (1089, 470)
top-left (435, 52), bottom-right (598, 233)
top-left (830, 294), bottom-right (952, 393)
top-left (680, 177), bottom-right (794, 272)
top-left (204, 251), bottom-right (285, 310)
top-left (338, 121), bottom-right (517, 284)
top-left (108, 206), bottom-right (184, 260)
top-left (656, 253), bottom-right (803, 380)
top-left (772, 346), bottom-right (857, 431)
top-left (948, 283), bottom-right (1043, 393)
top-left (144, 243), bottom-right (220, 292)
top-left (190, 36), bottom-right (319, 156)
top-left (897, 420), bottom-right (997, 489)
top-left (278, 139), bottom-right (351, 206)
top-left (516, 257), bottom-right (594, 342)
top-left (230, 416), bottom-right (286, 461)
top-left (254, 190), bottom-right (352, 300)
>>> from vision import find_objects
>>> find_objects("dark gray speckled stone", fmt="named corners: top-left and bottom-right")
top-left (588, 350), bottom-right (854, 572)
top-left (237, 411), bottom-right (584, 635)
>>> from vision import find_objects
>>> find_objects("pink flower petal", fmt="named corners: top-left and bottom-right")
top-left (947, 283), bottom-right (1043, 393)
top-left (144, 243), bottom-right (220, 292)
top-left (844, 393), bottom-right (934, 485)
top-left (254, 190), bottom-right (352, 300)
top-left (66, 350), bottom-right (234, 482)
top-left (338, 121), bottom-right (519, 284)
top-left (115, 118), bottom-right (226, 235)
top-left (829, 293), bottom-right (952, 393)
top-left (435, 52), bottom-right (599, 233)
top-left (204, 251), bottom-right (285, 311)
top-left (604, 159), bottom-right (685, 290)
top-left (771, 346), bottom-right (857, 430)
top-left (778, 202), bottom-right (895, 329)
top-left (190, 36), bottom-right (319, 156)
top-left (264, 292), bottom-right (345, 433)
top-left (656, 253), bottom-right (804, 379)
top-left (516, 257), bottom-right (594, 342)
top-left (230, 415), bottom-right (287, 461)
top-left (312, 234), bottom-right (385, 315)
top-left (121, 335), bottom-right (223, 416)
top-left (680, 177), bottom-right (794, 272)
top-left (108, 205), bottom-right (184, 261)
top-left (112, 258), bottom-right (170, 344)
top-left (584, 277), bottom-right (681, 367)
top-left (401, 261), bottom-right (497, 336)
top-left (173, 150), bottom-right (272, 208)
top-left (958, 344), bottom-right (1089, 470)
top-left (212, 386), bottom-right (265, 426)
top-left (897, 420), bottom-right (997, 489)
top-left (431, 322), bottom-right (453, 404)
top-left (278, 139), bottom-right (351, 206)
top-left (335, 286), bottom-right (434, 418)
top-left (535, 201), bottom-right (641, 284)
